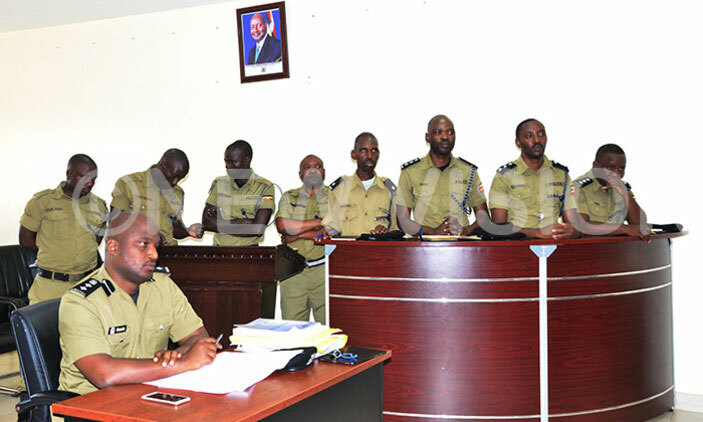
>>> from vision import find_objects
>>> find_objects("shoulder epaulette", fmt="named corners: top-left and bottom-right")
top-left (32, 189), bottom-right (54, 199)
top-left (154, 266), bottom-right (170, 274)
top-left (496, 162), bottom-right (517, 175)
top-left (552, 161), bottom-right (569, 173)
top-left (383, 178), bottom-right (397, 194)
top-left (458, 157), bottom-right (477, 168)
top-left (329, 177), bottom-right (343, 191)
top-left (401, 158), bottom-right (420, 170)
top-left (71, 278), bottom-right (115, 298)
top-left (624, 181), bottom-right (632, 190)
top-left (574, 177), bottom-right (593, 188)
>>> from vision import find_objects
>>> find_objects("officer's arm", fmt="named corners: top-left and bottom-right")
top-left (396, 205), bottom-right (421, 235)
top-left (625, 195), bottom-right (647, 226)
top-left (490, 208), bottom-right (508, 224)
top-left (461, 203), bottom-right (491, 235)
top-left (19, 226), bottom-right (37, 252)
top-left (275, 217), bottom-right (323, 236)
top-left (489, 208), bottom-right (548, 239)
top-left (232, 209), bottom-right (273, 237)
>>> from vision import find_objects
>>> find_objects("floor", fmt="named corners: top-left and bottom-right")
top-left (0, 351), bottom-right (700, 422)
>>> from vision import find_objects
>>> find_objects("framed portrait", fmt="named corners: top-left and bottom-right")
top-left (236, 2), bottom-right (289, 83)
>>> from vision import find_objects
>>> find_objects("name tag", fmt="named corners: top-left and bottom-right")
top-left (108, 325), bottom-right (127, 335)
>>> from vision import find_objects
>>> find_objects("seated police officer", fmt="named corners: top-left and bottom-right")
top-left (58, 212), bottom-right (220, 395)
top-left (572, 143), bottom-right (649, 239)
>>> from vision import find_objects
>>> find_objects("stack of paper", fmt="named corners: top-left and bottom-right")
top-left (229, 318), bottom-right (347, 357)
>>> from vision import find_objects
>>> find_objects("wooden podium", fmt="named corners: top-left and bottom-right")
top-left (157, 245), bottom-right (305, 338)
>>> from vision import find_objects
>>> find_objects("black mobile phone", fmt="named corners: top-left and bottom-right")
top-left (141, 392), bottom-right (191, 406)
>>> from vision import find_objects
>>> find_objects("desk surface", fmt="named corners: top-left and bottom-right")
top-left (53, 351), bottom-right (390, 422)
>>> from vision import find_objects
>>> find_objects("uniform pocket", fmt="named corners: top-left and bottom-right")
top-left (145, 314), bottom-right (173, 349)
top-left (44, 210), bottom-right (72, 239)
top-left (342, 206), bottom-right (359, 222)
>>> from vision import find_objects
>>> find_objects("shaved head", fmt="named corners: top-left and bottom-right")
top-left (67, 154), bottom-right (96, 172)
top-left (158, 149), bottom-right (189, 173)
top-left (427, 114), bottom-right (453, 133)
top-left (107, 211), bottom-right (159, 243)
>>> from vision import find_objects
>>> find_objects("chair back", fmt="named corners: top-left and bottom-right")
top-left (0, 245), bottom-right (37, 319)
top-left (10, 299), bottom-right (62, 395)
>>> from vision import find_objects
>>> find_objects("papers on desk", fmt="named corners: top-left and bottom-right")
top-left (144, 350), bottom-right (301, 394)
top-left (230, 318), bottom-right (348, 357)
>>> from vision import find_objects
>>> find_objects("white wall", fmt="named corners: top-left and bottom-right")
top-left (1, 0), bottom-right (701, 399)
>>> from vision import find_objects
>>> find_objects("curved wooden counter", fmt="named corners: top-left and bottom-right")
top-left (323, 234), bottom-right (683, 422)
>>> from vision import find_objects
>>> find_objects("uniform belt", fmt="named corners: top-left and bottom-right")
top-left (38, 268), bottom-right (93, 283)
top-left (306, 257), bottom-right (326, 268)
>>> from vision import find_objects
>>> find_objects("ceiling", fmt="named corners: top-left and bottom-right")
top-left (0, 0), bottom-right (237, 33)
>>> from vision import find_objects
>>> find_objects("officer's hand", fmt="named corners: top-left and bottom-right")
top-left (181, 337), bottom-right (221, 371)
top-left (551, 223), bottom-right (579, 240)
top-left (188, 223), bottom-right (204, 238)
top-left (622, 224), bottom-right (652, 242)
top-left (281, 234), bottom-right (298, 243)
top-left (153, 349), bottom-right (182, 367)
top-left (428, 218), bottom-right (452, 235)
top-left (446, 217), bottom-right (463, 236)
top-left (371, 225), bottom-right (389, 234)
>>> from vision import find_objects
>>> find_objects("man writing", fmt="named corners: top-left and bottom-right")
top-left (323, 132), bottom-right (398, 236)
top-left (572, 143), bottom-right (649, 239)
top-left (202, 140), bottom-right (275, 246)
top-left (59, 212), bottom-right (220, 395)
top-left (20, 154), bottom-right (108, 304)
top-left (396, 115), bottom-right (490, 236)
top-left (274, 155), bottom-right (329, 323)
top-left (110, 149), bottom-right (203, 245)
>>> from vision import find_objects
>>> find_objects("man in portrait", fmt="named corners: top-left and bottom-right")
top-left (247, 13), bottom-right (282, 65)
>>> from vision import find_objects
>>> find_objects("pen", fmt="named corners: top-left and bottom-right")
top-left (215, 333), bottom-right (223, 347)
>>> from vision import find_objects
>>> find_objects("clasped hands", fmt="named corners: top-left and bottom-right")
top-left (152, 336), bottom-right (222, 371)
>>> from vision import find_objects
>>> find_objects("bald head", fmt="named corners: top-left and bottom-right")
top-left (299, 154), bottom-right (324, 188)
top-left (427, 115), bottom-right (453, 133)
top-left (107, 211), bottom-right (158, 241)
top-left (155, 149), bottom-right (189, 188)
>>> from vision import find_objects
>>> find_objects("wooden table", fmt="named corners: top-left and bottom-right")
top-left (52, 351), bottom-right (390, 422)
top-left (322, 234), bottom-right (684, 422)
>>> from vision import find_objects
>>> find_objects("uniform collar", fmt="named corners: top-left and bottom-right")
top-left (53, 182), bottom-right (93, 203)
top-left (228, 170), bottom-right (261, 190)
top-left (145, 167), bottom-right (184, 193)
top-left (586, 168), bottom-right (608, 189)
top-left (420, 153), bottom-right (457, 170)
top-left (515, 155), bottom-right (553, 174)
top-left (97, 264), bottom-right (155, 296)
top-left (351, 172), bottom-right (382, 190)
top-left (298, 184), bottom-right (327, 200)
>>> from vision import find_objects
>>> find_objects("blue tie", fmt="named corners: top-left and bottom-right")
top-left (255, 44), bottom-right (261, 63)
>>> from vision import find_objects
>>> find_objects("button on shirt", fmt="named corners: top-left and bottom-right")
top-left (205, 173), bottom-right (276, 246)
top-left (489, 156), bottom-right (576, 229)
top-left (20, 183), bottom-right (107, 274)
top-left (58, 265), bottom-right (203, 395)
top-left (274, 186), bottom-right (329, 260)
top-left (111, 169), bottom-right (185, 246)
top-left (574, 169), bottom-right (633, 224)
top-left (322, 174), bottom-right (398, 236)
top-left (396, 154), bottom-right (486, 229)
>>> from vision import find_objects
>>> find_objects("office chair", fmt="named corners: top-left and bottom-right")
top-left (11, 299), bottom-right (78, 422)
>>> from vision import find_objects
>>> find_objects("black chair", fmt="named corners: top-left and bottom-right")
top-left (0, 245), bottom-right (37, 355)
top-left (11, 299), bottom-right (78, 422)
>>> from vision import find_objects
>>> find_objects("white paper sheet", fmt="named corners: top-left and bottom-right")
top-left (143, 350), bottom-right (302, 394)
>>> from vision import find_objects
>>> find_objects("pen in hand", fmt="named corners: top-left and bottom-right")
top-left (215, 333), bottom-right (224, 352)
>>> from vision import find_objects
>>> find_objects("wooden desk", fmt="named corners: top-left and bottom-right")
top-left (52, 351), bottom-right (391, 422)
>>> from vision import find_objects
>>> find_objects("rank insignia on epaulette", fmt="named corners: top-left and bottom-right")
top-left (624, 181), bottom-right (632, 190)
top-left (458, 157), bottom-right (477, 168)
top-left (552, 161), bottom-right (569, 173)
top-left (496, 162), bottom-right (517, 175)
top-left (575, 177), bottom-right (593, 188)
top-left (329, 177), bottom-right (343, 190)
top-left (71, 278), bottom-right (102, 297)
top-left (154, 266), bottom-right (170, 274)
top-left (383, 179), bottom-right (397, 194)
top-left (401, 158), bottom-right (420, 170)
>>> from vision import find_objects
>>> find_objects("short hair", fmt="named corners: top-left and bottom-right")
top-left (354, 132), bottom-right (377, 149)
top-left (226, 140), bottom-right (253, 159)
top-left (515, 118), bottom-right (542, 139)
top-left (160, 148), bottom-right (189, 169)
top-left (595, 143), bottom-right (625, 163)
top-left (67, 154), bottom-right (96, 171)
top-left (427, 114), bottom-right (452, 133)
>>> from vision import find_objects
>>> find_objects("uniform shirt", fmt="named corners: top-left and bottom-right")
top-left (58, 265), bottom-right (203, 395)
top-left (205, 172), bottom-right (276, 246)
top-left (489, 155), bottom-right (577, 229)
top-left (20, 183), bottom-right (107, 274)
top-left (322, 173), bottom-right (398, 236)
top-left (275, 186), bottom-right (329, 260)
top-left (396, 153), bottom-right (486, 229)
top-left (573, 169), bottom-right (634, 224)
top-left (111, 168), bottom-right (185, 246)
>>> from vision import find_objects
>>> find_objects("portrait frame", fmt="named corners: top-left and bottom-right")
top-left (236, 1), bottom-right (290, 83)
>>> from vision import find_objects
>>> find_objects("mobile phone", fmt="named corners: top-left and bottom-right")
top-left (141, 392), bottom-right (191, 406)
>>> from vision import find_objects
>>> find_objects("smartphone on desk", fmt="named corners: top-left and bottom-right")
top-left (141, 392), bottom-right (191, 406)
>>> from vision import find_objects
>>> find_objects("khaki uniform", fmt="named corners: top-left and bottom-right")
top-left (396, 154), bottom-right (486, 229)
top-left (58, 265), bottom-right (203, 395)
top-left (205, 173), bottom-right (275, 246)
top-left (274, 186), bottom-right (329, 324)
top-left (573, 169), bottom-right (634, 224)
top-left (111, 168), bottom-right (184, 246)
top-left (20, 183), bottom-right (107, 304)
top-left (489, 156), bottom-right (577, 229)
top-left (322, 174), bottom-right (398, 237)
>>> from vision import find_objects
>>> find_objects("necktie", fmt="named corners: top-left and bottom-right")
top-left (255, 44), bottom-right (262, 63)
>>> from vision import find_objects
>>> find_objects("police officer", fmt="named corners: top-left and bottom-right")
top-left (489, 118), bottom-right (579, 239)
top-left (110, 149), bottom-right (203, 246)
top-left (202, 140), bottom-right (275, 246)
top-left (59, 212), bottom-right (220, 395)
top-left (274, 155), bottom-right (329, 323)
top-left (396, 115), bottom-right (490, 236)
top-left (20, 154), bottom-right (108, 304)
top-left (572, 143), bottom-right (649, 239)
top-left (323, 132), bottom-right (398, 236)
